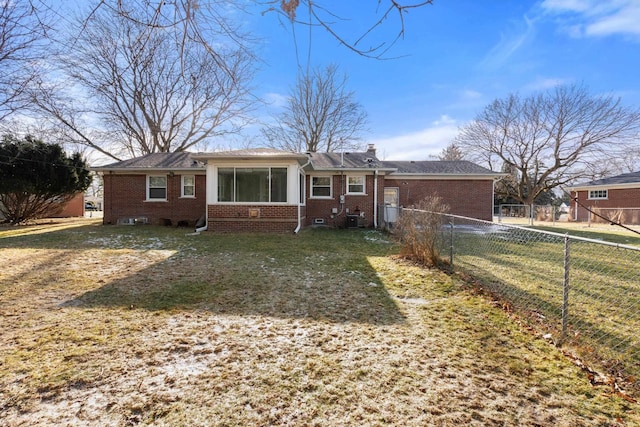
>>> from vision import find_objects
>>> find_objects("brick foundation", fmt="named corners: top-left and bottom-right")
top-left (207, 204), bottom-right (302, 233)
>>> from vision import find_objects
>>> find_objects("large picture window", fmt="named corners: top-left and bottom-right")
top-left (218, 167), bottom-right (288, 203)
top-left (147, 175), bottom-right (167, 200)
top-left (311, 176), bottom-right (332, 198)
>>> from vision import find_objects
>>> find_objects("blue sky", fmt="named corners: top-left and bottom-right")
top-left (245, 0), bottom-right (640, 160)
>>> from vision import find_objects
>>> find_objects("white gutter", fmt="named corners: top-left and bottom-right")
top-left (373, 169), bottom-right (379, 228)
top-left (294, 157), bottom-right (312, 233)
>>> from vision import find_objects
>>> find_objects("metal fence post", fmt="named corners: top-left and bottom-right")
top-left (561, 233), bottom-right (570, 344)
top-left (449, 218), bottom-right (454, 272)
top-left (530, 204), bottom-right (534, 225)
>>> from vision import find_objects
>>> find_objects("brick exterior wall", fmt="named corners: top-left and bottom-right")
top-left (51, 192), bottom-right (84, 218)
top-left (572, 188), bottom-right (640, 223)
top-left (305, 174), bottom-right (385, 228)
top-left (383, 178), bottom-right (495, 221)
top-left (207, 204), bottom-right (301, 232)
top-left (102, 174), bottom-right (206, 226)
top-left (102, 170), bottom-right (494, 231)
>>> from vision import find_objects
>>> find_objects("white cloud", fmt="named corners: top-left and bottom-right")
top-left (524, 76), bottom-right (573, 91)
top-left (585, 5), bottom-right (640, 36)
top-left (541, 0), bottom-right (640, 39)
top-left (263, 92), bottom-right (289, 108)
top-left (480, 15), bottom-right (536, 70)
top-left (540, 0), bottom-right (592, 13)
top-left (369, 116), bottom-right (460, 161)
top-left (458, 89), bottom-right (483, 100)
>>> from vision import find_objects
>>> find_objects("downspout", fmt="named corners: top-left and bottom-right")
top-left (373, 169), bottom-right (379, 228)
top-left (195, 168), bottom-right (208, 234)
top-left (294, 157), bottom-right (312, 234)
top-left (195, 216), bottom-right (208, 233)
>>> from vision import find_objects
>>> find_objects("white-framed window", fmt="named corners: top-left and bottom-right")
top-left (311, 176), bottom-right (332, 198)
top-left (347, 175), bottom-right (365, 195)
top-left (299, 171), bottom-right (306, 205)
top-left (217, 167), bottom-right (288, 203)
top-left (588, 189), bottom-right (608, 200)
top-left (147, 175), bottom-right (167, 201)
top-left (181, 175), bottom-right (195, 197)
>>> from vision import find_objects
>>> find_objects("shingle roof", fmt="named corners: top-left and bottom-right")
top-left (91, 150), bottom-right (501, 178)
top-left (380, 160), bottom-right (499, 175)
top-left (308, 151), bottom-right (386, 170)
top-left (93, 152), bottom-right (204, 170)
top-left (572, 171), bottom-right (640, 188)
top-left (193, 148), bottom-right (308, 160)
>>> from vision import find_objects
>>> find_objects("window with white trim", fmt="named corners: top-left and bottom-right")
top-left (311, 176), bottom-right (332, 198)
top-left (217, 167), bottom-right (288, 203)
top-left (299, 171), bottom-right (306, 205)
top-left (347, 175), bottom-right (365, 195)
top-left (147, 175), bottom-right (167, 200)
top-left (588, 189), bottom-right (608, 200)
top-left (181, 175), bottom-right (195, 197)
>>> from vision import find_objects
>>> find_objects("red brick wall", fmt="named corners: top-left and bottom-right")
top-left (52, 192), bottom-right (84, 218)
top-left (102, 174), bottom-right (206, 226)
top-left (305, 174), bottom-right (384, 228)
top-left (572, 188), bottom-right (640, 222)
top-left (383, 178), bottom-right (494, 221)
top-left (207, 204), bottom-right (301, 232)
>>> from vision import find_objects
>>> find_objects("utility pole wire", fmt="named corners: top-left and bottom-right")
top-left (566, 190), bottom-right (640, 236)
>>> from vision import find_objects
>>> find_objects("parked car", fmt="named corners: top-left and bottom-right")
top-left (85, 202), bottom-right (97, 211)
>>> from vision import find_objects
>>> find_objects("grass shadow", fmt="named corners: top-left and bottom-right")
top-left (61, 228), bottom-right (406, 325)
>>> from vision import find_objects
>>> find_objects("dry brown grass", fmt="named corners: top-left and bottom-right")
top-left (0, 219), bottom-right (637, 426)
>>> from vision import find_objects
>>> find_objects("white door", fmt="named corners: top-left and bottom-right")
top-left (384, 187), bottom-right (399, 224)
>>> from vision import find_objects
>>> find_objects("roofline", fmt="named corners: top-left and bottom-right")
top-left (308, 166), bottom-right (397, 172)
top-left (91, 167), bottom-right (205, 173)
top-left (192, 152), bottom-right (308, 161)
top-left (387, 172), bottom-right (506, 180)
top-left (569, 182), bottom-right (640, 191)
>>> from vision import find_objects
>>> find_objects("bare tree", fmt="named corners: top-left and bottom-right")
top-left (28, 1), bottom-right (434, 62)
top-left (456, 84), bottom-right (640, 205)
top-left (263, 0), bottom-right (434, 58)
top-left (0, 1), bottom-right (50, 121)
top-left (261, 64), bottom-right (367, 153)
top-left (430, 142), bottom-right (464, 160)
top-left (28, 7), bottom-right (255, 160)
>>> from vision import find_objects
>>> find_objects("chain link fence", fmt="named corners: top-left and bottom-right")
top-left (398, 208), bottom-right (640, 394)
top-left (585, 207), bottom-right (640, 226)
top-left (495, 204), bottom-right (568, 225)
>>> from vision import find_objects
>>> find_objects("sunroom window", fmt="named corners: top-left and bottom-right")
top-left (218, 167), bottom-right (288, 203)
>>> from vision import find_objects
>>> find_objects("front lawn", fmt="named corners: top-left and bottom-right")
top-left (0, 219), bottom-right (636, 426)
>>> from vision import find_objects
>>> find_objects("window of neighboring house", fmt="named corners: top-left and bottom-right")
top-left (217, 167), bottom-right (288, 203)
top-left (347, 175), bottom-right (365, 195)
top-left (181, 175), bottom-right (195, 197)
top-left (147, 175), bottom-right (167, 200)
top-left (311, 176), bottom-right (332, 198)
top-left (588, 189), bottom-right (608, 200)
